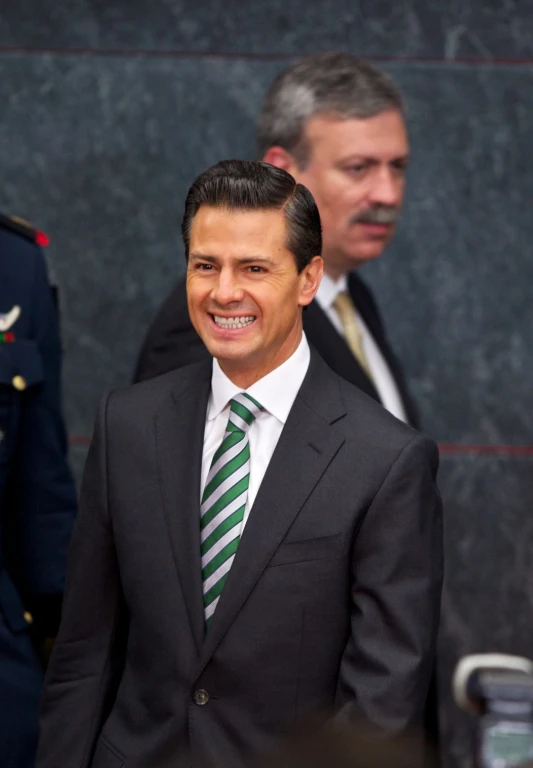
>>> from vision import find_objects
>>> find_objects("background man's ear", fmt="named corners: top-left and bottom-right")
top-left (262, 147), bottom-right (299, 176)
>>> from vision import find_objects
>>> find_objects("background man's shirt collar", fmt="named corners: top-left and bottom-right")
top-left (316, 271), bottom-right (348, 311)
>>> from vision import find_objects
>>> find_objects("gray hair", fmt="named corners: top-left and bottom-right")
top-left (257, 53), bottom-right (405, 166)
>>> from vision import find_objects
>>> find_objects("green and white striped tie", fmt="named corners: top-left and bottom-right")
top-left (201, 392), bottom-right (264, 627)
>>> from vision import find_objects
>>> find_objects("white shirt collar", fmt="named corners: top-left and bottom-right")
top-left (315, 271), bottom-right (348, 311)
top-left (208, 334), bottom-right (311, 425)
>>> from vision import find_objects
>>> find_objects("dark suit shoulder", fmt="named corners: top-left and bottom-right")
top-left (336, 374), bottom-right (439, 480)
top-left (149, 278), bottom-right (189, 328)
top-left (109, 358), bottom-right (212, 419)
top-left (134, 277), bottom-right (209, 382)
top-left (304, 349), bottom-right (421, 447)
top-left (139, 279), bottom-right (190, 353)
top-left (340, 374), bottom-right (419, 440)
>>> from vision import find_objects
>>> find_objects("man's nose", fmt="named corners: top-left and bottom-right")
top-left (368, 166), bottom-right (402, 207)
top-left (212, 269), bottom-right (245, 305)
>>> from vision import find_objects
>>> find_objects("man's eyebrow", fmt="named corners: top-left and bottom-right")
top-left (189, 253), bottom-right (218, 262)
top-left (238, 256), bottom-right (275, 265)
top-left (338, 152), bottom-right (410, 164)
top-left (189, 253), bottom-right (275, 265)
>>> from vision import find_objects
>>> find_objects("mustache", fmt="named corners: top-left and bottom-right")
top-left (350, 206), bottom-right (399, 225)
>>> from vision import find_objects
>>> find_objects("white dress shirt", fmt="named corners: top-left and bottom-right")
top-left (201, 334), bottom-right (311, 527)
top-left (316, 272), bottom-right (408, 423)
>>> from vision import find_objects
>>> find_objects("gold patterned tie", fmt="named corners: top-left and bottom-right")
top-left (332, 291), bottom-right (374, 381)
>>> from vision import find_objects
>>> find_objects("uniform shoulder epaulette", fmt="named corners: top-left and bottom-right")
top-left (0, 212), bottom-right (50, 246)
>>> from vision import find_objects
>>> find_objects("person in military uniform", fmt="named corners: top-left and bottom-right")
top-left (0, 212), bottom-right (77, 767)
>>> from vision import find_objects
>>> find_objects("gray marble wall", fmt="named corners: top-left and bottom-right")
top-left (1, 3), bottom-right (533, 766)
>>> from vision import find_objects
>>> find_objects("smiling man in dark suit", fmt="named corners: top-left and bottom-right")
top-left (134, 54), bottom-right (416, 426)
top-left (37, 160), bottom-right (442, 768)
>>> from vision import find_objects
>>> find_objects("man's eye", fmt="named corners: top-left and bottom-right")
top-left (248, 266), bottom-right (264, 273)
top-left (196, 263), bottom-right (213, 270)
top-left (346, 164), bottom-right (367, 175)
top-left (392, 161), bottom-right (408, 174)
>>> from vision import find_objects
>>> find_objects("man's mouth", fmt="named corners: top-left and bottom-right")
top-left (212, 315), bottom-right (256, 330)
top-left (358, 221), bottom-right (393, 232)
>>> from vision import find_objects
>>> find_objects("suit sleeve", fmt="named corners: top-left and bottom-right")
top-left (336, 434), bottom-right (443, 740)
top-left (36, 392), bottom-right (126, 768)
top-left (7, 247), bottom-right (77, 637)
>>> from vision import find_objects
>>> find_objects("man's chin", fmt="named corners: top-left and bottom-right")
top-left (348, 235), bottom-right (392, 264)
top-left (202, 338), bottom-right (258, 364)
top-left (336, 249), bottom-right (385, 272)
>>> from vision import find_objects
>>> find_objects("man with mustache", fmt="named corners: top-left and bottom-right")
top-left (134, 53), bottom-right (416, 427)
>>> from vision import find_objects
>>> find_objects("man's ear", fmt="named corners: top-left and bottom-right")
top-left (299, 256), bottom-right (324, 307)
top-left (262, 146), bottom-right (299, 177)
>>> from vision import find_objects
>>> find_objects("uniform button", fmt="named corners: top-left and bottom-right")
top-left (193, 689), bottom-right (209, 706)
top-left (12, 375), bottom-right (27, 391)
top-left (23, 611), bottom-right (33, 625)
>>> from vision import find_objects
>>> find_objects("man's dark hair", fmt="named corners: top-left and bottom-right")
top-left (257, 53), bottom-right (405, 167)
top-left (181, 159), bottom-right (322, 273)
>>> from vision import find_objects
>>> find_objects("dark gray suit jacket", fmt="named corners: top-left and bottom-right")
top-left (37, 351), bottom-right (442, 768)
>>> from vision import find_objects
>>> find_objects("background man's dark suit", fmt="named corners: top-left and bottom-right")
top-left (37, 351), bottom-right (442, 768)
top-left (0, 214), bottom-right (77, 767)
top-left (134, 274), bottom-right (419, 428)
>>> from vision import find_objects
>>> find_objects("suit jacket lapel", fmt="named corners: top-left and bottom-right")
top-left (349, 273), bottom-right (420, 428)
top-left (195, 352), bottom-right (346, 675)
top-left (154, 361), bottom-right (212, 654)
top-left (303, 299), bottom-right (381, 402)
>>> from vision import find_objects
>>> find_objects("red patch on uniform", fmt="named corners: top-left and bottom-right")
top-left (35, 231), bottom-right (50, 247)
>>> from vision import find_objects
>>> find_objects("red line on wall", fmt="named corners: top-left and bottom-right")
top-left (69, 435), bottom-right (92, 447)
top-left (67, 435), bottom-right (533, 456)
top-left (0, 46), bottom-right (533, 67)
top-left (437, 444), bottom-right (533, 457)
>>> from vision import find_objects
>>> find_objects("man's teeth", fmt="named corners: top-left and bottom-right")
top-left (214, 315), bottom-right (255, 329)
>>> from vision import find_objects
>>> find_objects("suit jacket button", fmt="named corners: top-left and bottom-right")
top-left (193, 689), bottom-right (209, 706)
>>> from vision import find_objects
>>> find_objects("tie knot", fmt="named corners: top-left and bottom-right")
top-left (228, 392), bottom-right (264, 432)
